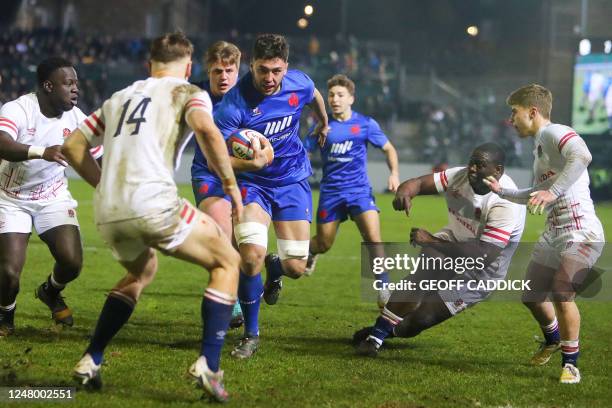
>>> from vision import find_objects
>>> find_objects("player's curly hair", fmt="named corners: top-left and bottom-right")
top-left (150, 31), bottom-right (194, 63)
top-left (205, 41), bottom-right (241, 69)
top-left (506, 84), bottom-right (553, 119)
top-left (252, 34), bottom-right (289, 62)
top-left (37, 57), bottom-right (72, 87)
top-left (327, 74), bottom-right (355, 96)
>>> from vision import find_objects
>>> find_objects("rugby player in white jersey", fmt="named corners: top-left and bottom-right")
top-left (354, 143), bottom-right (526, 357)
top-left (0, 57), bottom-right (87, 336)
top-left (62, 32), bottom-right (242, 402)
top-left (484, 84), bottom-right (604, 384)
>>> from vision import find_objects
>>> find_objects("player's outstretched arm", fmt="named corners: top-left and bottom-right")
top-left (393, 174), bottom-right (437, 216)
top-left (189, 109), bottom-right (243, 220)
top-left (308, 88), bottom-right (329, 147)
top-left (62, 129), bottom-right (101, 187)
top-left (381, 142), bottom-right (399, 192)
top-left (0, 130), bottom-right (67, 165)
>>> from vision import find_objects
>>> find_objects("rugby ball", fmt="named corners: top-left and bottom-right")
top-left (227, 128), bottom-right (274, 164)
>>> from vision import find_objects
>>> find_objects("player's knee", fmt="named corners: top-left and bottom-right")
top-left (223, 248), bottom-right (241, 275)
top-left (316, 236), bottom-right (334, 253)
top-left (234, 222), bottom-right (268, 249)
top-left (240, 247), bottom-right (266, 276)
top-left (57, 257), bottom-right (83, 280)
top-left (0, 262), bottom-right (23, 285)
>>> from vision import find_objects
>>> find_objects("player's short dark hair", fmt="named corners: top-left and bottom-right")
top-left (205, 41), bottom-right (241, 69)
top-left (327, 74), bottom-right (355, 96)
top-left (150, 31), bottom-right (194, 63)
top-left (252, 34), bottom-right (289, 62)
top-left (506, 83), bottom-right (553, 119)
top-left (37, 57), bottom-right (73, 87)
top-left (475, 143), bottom-right (506, 166)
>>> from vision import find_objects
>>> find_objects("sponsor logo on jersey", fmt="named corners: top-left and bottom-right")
top-left (63, 128), bottom-right (71, 138)
top-left (538, 170), bottom-right (556, 182)
top-left (350, 125), bottom-right (360, 135)
top-left (27, 128), bottom-right (36, 136)
top-left (288, 92), bottom-right (299, 107)
top-left (67, 209), bottom-right (75, 218)
top-left (251, 107), bottom-right (262, 116)
top-left (330, 140), bottom-right (353, 154)
top-left (263, 115), bottom-right (293, 136)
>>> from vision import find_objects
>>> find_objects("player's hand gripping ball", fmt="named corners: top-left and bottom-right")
top-left (227, 129), bottom-right (274, 164)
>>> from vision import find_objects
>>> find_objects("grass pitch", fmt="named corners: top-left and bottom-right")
top-left (1, 180), bottom-right (611, 407)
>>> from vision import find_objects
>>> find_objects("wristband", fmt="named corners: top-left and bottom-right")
top-left (27, 145), bottom-right (46, 159)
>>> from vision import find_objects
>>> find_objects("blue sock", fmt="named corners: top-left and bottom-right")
top-left (370, 308), bottom-right (403, 343)
top-left (86, 292), bottom-right (135, 365)
top-left (378, 271), bottom-right (390, 284)
top-left (541, 318), bottom-right (560, 345)
top-left (561, 340), bottom-right (580, 367)
top-left (267, 255), bottom-right (284, 282)
top-left (201, 289), bottom-right (234, 372)
top-left (238, 272), bottom-right (263, 337)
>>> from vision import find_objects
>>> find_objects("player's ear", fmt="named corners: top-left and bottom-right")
top-left (185, 61), bottom-right (192, 80)
top-left (42, 80), bottom-right (53, 93)
top-left (495, 164), bottom-right (504, 179)
top-left (529, 106), bottom-right (538, 119)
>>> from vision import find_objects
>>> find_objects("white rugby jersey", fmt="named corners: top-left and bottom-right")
top-left (0, 93), bottom-right (85, 201)
top-left (433, 167), bottom-right (525, 247)
top-left (532, 123), bottom-right (600, 233)
top-left (78, 77), bottom-right (213, 223)
top-left (433, 167), bottom-right (526, 280)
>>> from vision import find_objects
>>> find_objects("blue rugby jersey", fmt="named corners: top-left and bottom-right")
top-left (214, 69), bottom-right (315, 186)
top-left (191, 81), bottom-right (224, 179)
top-left (304, 111), bottom-right (388, 193)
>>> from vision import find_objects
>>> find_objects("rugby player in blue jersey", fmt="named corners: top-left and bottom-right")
top-left (213, 34), bottom-right (329, 358)
top-left (303, 74), bottom-right (399, 307)
top-left (191, 41), bottom-right (244, 328)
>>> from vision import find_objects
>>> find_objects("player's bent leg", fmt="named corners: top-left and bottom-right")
top-left (0, 233), bottom-right (29, 336)
top-left (75, 248), bottom-right (157, 389)
top-left (198, 197), bottom-right (243, 329)
top-left (353, 210), bottom-right (390, 307)
top-left (231, 203), bottom-right (270, 358)
top-left (394, 294), bottom-right (453, 338)
top-left (37, 225), bottom-right (83, 326)
top-left (198, 196), bottom-right (233, 239)
top-left (522, 261), bottom-right (562, 366)
top-left (273, 220), bottom-right (310, 279)
top-left (306, 220), bottom-right (340, 276)
top-left (262, 220), bottom-right (309, 306)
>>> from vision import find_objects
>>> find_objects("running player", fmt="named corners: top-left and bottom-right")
top-left (62, 32), bottom-right (242, 402)
top-left (213, 33), bottom-right (329, 358)
top-left (191, 40), bottom-right (244, 328)
top-left (354, 143), bottom-right (526, 357)
top-left (0, 57), bottom-right (86, 336)
top-left (484, 83), bottom-right (604, 384)
top-left (303, 74), bottom-right (399, 308)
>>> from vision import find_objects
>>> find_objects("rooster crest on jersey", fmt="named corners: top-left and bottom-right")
top-left (227, 128), bottom-right (274, 164)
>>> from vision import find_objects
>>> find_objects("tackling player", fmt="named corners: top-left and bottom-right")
top-left (0, 57), bottom-right (87, 336)
top-left (191, 40), bottom-right (244, 328)
top-left (353, 144), bottom-right (526, 358)
top-left (213, 33), bottom-right (328, 358)
top-left (62, 32), bottom-right (242, 402)
top-left (484, 84), bottom-right (604, 384)
top-left (303, 74), bottom-right (399, 308)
